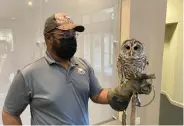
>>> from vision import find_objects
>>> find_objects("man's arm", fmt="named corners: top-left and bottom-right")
top-left (2, 71), bottom-right (31, 125)
top-left (2, 108), bottom-right (22, 125)
top-left (91, 88), bottom-right (109, 104)
top-left (85, 61), bottom-right (131, 111)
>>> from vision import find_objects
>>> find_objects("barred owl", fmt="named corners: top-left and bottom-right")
top-left (117, 38), bottom-right (149, 125)
top-left (117, 38), bottom-right (156, 125)
top-left (117, 38), bottom-right (148, 83)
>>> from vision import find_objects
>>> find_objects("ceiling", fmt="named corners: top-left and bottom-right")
top-left (0, 0), bottom-right (116, 45)
top-left (0, 0), bottom-right (114, 21)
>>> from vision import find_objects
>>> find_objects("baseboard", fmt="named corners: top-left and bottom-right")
top-left (161, 90), bottom-right (183, 108)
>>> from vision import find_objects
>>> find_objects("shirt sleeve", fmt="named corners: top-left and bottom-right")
top-left (3, 71), bottom-right (32, 116)
top-left (78, 58), bottom-right (103, 98)
top-left (88, 66), bottom-right (103, 98)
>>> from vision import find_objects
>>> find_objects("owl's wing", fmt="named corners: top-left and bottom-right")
top-left (142, 55), bottom-right (149, 71)
top-left (116, 54), bottom-right (124, 81)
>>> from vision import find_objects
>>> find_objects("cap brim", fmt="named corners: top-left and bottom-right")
top-left (57, 23), bottom-right (85, 32)
top-left (73, 25), bottom-right (85, 32)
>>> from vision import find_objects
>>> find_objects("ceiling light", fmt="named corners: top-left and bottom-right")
top-left (11, 18), bottom-right (15, 20)
top-left (28, 1), bottom-right (32, 6)
top-left (45, 0), bottom-right (49, 2)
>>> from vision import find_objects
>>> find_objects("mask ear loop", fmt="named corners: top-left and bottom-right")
top-left (45, 33), bottom-right (61, 47)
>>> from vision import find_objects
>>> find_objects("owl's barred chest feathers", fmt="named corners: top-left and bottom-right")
top-left (123, 56), bottom-right (146, 71)
top-left (117, 38), bottom-right (148, 80)
top-left (117, 54), bottom-right (147, 80)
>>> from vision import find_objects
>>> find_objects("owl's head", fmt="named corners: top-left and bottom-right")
top-left (120, 38), bottom-right (145, 58)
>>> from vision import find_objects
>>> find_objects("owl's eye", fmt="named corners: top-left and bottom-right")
top-left (134, 46), bottom-right (139, 50)
top-left (125, 46), bottom-right (130, 50)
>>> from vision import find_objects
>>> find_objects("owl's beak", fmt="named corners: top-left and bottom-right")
top-left (129, 49), bottom-right (133, 56)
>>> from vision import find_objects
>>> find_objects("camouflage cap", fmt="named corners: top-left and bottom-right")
top-left (44, 13), bottom-right (85, 35)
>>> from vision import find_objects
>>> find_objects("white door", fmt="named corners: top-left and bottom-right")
top-left (0, 0), bottom-right (121, 124)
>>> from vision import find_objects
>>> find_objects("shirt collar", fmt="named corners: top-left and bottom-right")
top-left (44, 51), bottom-right (56, 65)
top-left (44, 51), bottom-right (78, 67)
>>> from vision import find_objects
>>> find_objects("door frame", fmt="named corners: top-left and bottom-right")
top-left (111, 0), bottom-right (122, 120)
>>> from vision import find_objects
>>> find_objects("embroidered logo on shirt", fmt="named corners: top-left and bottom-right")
top-left (77, 68), bottom-right (86, 75)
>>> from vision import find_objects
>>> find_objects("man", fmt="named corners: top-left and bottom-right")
top-left (2, 13), bottom-right (151, 125)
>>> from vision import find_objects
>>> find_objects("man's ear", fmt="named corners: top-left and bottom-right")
top-left (44, 36), bottom-right (51, 48)
top-left (45, 34), bottom-right (54, 43)
top-left (46, 34), bottom-right (52, 41)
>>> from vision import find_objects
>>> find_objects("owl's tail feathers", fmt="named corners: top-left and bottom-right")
top-left (121, 110), bottom-right (127, 125)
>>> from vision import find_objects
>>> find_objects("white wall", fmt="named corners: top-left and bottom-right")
top-left (161, 0), bottom-right (183, 105)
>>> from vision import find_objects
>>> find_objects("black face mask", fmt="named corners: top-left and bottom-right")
top-left (53, 37), bottom-right (77, 60)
